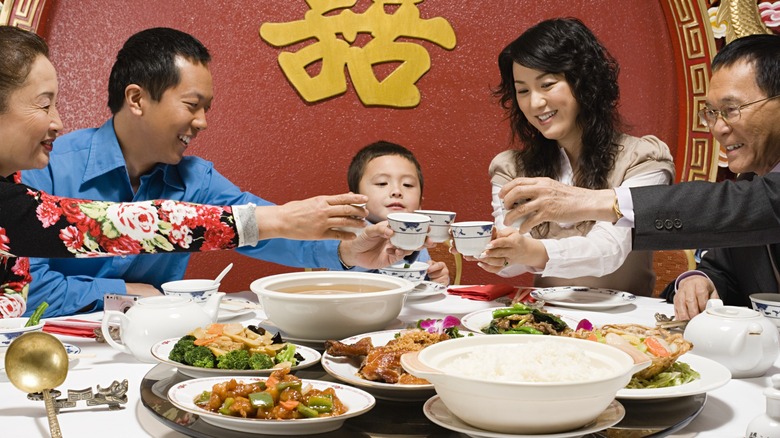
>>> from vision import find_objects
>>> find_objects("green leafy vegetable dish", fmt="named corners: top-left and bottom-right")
top-left (481, 303), bottom-right (572, 335)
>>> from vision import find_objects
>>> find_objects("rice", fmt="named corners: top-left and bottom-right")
top-left (440, 340), bottom-right (614, 383)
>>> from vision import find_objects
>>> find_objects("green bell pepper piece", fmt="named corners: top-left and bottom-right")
top-left (297, 403), bottom-right (320, 418)
top-left (248, 391), bottom-right (274, 409)
top-left (218, 397), bottom-right (234, 415)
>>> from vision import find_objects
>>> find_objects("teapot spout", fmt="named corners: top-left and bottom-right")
top-left (203, 292), bottom-right (226, 322)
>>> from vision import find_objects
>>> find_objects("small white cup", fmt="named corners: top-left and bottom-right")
top-left (414, 210), bottom-right (456, 243)
top-left (378, 261), bottom-right (429, 284)
top-left (451, 221), bottom-right (494, 257)
top-left (387, 212), bottom-right (431, 250)
top-left (161, 279), bottom-right (220, 303)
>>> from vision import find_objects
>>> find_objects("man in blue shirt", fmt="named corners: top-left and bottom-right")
top-left (22, 28), bottom-right (407, 316)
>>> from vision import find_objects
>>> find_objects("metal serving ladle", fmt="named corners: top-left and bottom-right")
top-left (4, 331), bottom-right (68, 438)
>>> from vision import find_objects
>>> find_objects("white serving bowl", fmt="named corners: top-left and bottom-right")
top-left (161, 279), bottom-right (219, 302)
top-left (750, 293), bottom-right (780, 328)
top-left (0, 317), bottom-right (45, 343)
top-left (401, 334), bottom-right (648, 434)
top-left (450, 221), bottom-right (493, 257)
top-left (250, 272), bottom-right (414, 340)
top-left (378, 261), bottom-right (429, 284)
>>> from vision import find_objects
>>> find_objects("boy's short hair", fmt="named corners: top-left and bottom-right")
top-left (347, 141), bottom-right (424, 195)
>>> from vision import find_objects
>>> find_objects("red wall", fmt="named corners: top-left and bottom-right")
top-left (42, 1), bottom-right (677, 291)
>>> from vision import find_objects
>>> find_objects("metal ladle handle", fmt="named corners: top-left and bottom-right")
top-left (43, 388), bottom-right (63, 438)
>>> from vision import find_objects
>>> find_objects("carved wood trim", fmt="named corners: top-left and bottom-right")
top-left (660, 0), bottom-right (720, 182)
top-left (0, 0), bottom-right (52, 35)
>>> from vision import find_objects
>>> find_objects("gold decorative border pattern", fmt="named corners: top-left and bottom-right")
top-left (0, 0), bottom-right (50, 34)
top-left (661, 0), bottom-right (719, 182)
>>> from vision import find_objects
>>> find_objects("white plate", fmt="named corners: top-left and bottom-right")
top-left (167, 376), bottom-right (375, 435)
top-left (151, 337), bottom-right (321, 379)
top-left (460, 307), bottom-right (580, 334)
top-left (216, 297), bottom-right (258, 321)
top-left (423, 395), bottom-right (624, 438)
top-left (530, 286), bottom-right (636, 310)
top-left (407, 281), bottom-right (446, 301)
top-left (321, 329), bottom-right (436, 401)
top-left (616, 353), bottom-right (731, 399)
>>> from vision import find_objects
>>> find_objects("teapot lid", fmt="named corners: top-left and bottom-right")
top-left (136, 295), bottom-right (191, 307)
top-left (705, 305), bottom-right (760, 319)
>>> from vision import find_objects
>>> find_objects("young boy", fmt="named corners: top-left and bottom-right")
top-left (347, 141), bottom-right (450, 285)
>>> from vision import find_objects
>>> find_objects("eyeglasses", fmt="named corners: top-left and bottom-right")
top-left (698, 94), bottom-right (780, 129)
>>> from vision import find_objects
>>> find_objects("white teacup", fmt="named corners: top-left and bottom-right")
top-left (161, 279), bottom-right (220, 303)
top-left (451, 221), bottom-right (494, 257)
top-left (387, 212), bottom-right (431, 250)
top-left (414, 210), bottom-right (456, 243)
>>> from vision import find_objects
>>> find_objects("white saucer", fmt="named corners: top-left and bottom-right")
top-left (423, 395), bottom-right (624, 438)
top-left (530, 286), bottom-right (636, 310)
top-left (407, 281), bottom-right (446, 301)
top-left (216, 297), bottom-right (258, 321)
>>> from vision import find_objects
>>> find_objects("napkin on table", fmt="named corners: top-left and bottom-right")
top-left (447, 284), bottom-right (516, 301)
top-left (43, 319), bottom-right (102, 338)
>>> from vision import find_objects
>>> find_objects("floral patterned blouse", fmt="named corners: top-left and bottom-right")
top-left (0, 174), bottom-right (257, 318)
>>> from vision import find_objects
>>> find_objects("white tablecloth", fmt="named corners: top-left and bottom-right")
top-left (0, 291), bottom-right (770, 437)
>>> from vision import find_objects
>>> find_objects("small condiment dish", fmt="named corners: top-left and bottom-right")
top-left (0, 317), bottom-right (44, 343)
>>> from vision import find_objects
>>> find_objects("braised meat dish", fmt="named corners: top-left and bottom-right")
top-left (325, 329), bottom-right (450, 384)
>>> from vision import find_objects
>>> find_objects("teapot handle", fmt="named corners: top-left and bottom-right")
top-left (101, 310), bottom-right (131, 355)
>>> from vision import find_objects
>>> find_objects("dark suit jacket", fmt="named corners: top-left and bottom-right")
top-left (630, 172), bottom-right (780, 250)
top-left (662, 244), bottom-right (779, 307)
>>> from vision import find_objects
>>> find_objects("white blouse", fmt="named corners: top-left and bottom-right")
top-left (491, 148), bottom-right (672, 278)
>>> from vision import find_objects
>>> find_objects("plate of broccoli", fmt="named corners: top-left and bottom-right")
top-left (151, 332), bottom-right (321, 378)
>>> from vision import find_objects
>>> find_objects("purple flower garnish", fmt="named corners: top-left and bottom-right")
top-left (418, 316), bottom-right (461, 335)
top-left (576, 318), bottom-right (593, 331)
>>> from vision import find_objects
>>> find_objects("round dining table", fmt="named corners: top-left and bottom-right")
top-left (0, 289), bottom-right (771, 437)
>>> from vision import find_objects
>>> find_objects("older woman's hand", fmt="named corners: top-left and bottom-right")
top-left (476, 227), bottom-right (549, 273)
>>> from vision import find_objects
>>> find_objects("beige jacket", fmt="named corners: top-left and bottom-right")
top-left (489, 134), bottom-right (675, 296)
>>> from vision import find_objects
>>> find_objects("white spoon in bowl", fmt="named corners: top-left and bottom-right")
top-left (213, 263), bottom-right (233, 286)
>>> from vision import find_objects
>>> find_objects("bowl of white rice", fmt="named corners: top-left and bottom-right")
top-left (400, 334), bottom-right (649, 434)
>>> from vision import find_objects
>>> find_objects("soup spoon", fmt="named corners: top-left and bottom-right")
top-left (4, 331), bottom-right (68, 438)
top-left (213, 263), bottom-right (233, 286)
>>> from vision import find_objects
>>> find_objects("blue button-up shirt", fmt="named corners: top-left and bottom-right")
top-left (22, 119), bottom-right (342, 316)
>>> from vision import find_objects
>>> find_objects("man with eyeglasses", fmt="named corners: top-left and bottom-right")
top-left (486, 33), bottom-right (780, 320)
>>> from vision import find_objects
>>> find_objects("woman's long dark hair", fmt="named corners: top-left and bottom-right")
top-left (495, 18), bottom-right (622, 190)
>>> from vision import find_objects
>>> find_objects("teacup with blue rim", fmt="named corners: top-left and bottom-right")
top-left (387, 212), bottom-right (431, 250)
top-left (414, 210), bottom-right (456, 243)
top-left (451, 221), bottom-right (494, 257)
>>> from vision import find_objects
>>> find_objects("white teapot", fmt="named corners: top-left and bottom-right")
top-left (101, 293), bottom-right (224, 363)
top-left (684, 299), bottom-right (780, 378)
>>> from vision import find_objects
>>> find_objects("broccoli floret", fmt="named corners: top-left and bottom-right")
top-left (217, 349), bottom-right (250, 370)
top-left (184, 345), bottom-right (216, 368)
top-left (248, 353), bottom-right (275, 370)
top-left (275, 344), bottom-right (297, 366)
top-left (168, 335), bottom-right (196, 363)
